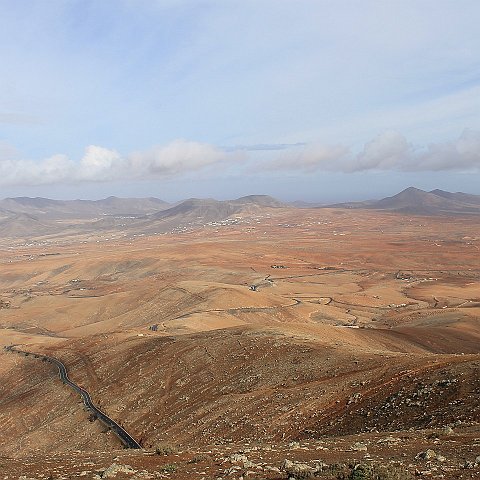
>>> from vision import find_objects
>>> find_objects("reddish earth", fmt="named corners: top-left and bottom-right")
top-left (0, 207), bottom-right (479, 479)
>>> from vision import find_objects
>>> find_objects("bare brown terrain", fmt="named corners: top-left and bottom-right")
top-left (0, 199), bottom-right (479, 479)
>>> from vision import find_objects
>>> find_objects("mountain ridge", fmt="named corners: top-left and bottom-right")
top-left (0, 194), bottom-right (286, 239)
top-left (0, 196), bottom-right (170, 219)
top-left (327, 187), bottom-right (480, 215)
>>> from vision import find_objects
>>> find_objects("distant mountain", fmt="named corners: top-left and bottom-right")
top-left (429, 189), bottom-right (480, 206)
top-left (2, 197), bottom-right (61, 209)
top-left (0, 196), bottom-right (170, 219)
top-left (0, 194), bottom-right (287, 239)
top-left (147, 195), bottom-right (285, 230)
top-left (151, 198), bottom-right (238, 221)
top-left (328, 187), bottom-right (480, 215)
top-left (0, 212), bottom-right (55, 238)
top-left (93, 196), bottom-right (169, 211)
top-left (373, 187), bottom-right (459, 212)
top-left (231, 195), bottom-right (285, 208)
top-left (290, 200), bottom-right (327, 208)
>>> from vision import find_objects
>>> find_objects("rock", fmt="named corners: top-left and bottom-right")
top-left (281, 459), bottom-right (316, 479)
top-left (229, 453), bottom-right (255, 468)
top-left (230, 453), bottom-right (248, 463)
top-left (377, 435), bottom-right (400, 445)
top-left (0, 299), bottom-right (11, 309)
top-left (347, 393), bottom-right (362, 405)
top-left (443, 426), bottom-right (454, 435)
top-left (101, 463), bottom-right (136, 478)
top-left (352, 442), bottom-right (368, 452)
top-left (264, 466), bottom-right (281, 473)
top-left (475, 456), bottom-right (480, 465)
top-left (417, 449), bottom-right (437, 460)
top-left (225, 466), bottom-right (241, 475)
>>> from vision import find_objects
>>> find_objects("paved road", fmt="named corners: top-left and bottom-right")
top-left (5, 346), bottom-right (141, 449)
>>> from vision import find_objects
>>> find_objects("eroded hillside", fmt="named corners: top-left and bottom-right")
top-left (0, 207), bottom-right (479, 479)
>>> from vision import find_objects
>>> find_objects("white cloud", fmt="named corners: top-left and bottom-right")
top-left (79, 145), bottom-right (125, 181)
top-left (1, 131), bottom-right (479, 188)
top-left (0, 139), bottom-right (239, 186)
top-left (355, 131), bottom-right (412, 171)
top-left (417, 129), bottom-right (480, 171)
top-left (0, 154), bottom-right (73, 186)
top-left (356, 129), bottom-right (480, 171)
top-left (264, 130), bottom-right (480, 173)
top-left (129, 139), bottom-right (229, 176)
top-left (267, 144), bottom-right (349, 172)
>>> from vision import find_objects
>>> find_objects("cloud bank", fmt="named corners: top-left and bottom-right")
top-left (268, 129), bottom-right (480, 173)
top-left (0, 140), bottom-right (239, 187)
top-left (0, 131), bottom-right (479, 187)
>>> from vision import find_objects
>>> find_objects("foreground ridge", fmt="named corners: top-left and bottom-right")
top-left (5, 345), bottom-right (141, 450)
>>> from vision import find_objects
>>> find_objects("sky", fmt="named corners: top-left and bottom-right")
top-left (1, 0), bottom-right (480, 202)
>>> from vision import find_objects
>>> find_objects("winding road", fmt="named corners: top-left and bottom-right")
top-left (5, 346), bottom-right (141, 449)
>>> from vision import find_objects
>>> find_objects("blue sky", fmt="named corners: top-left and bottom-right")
top-left (1, 0), bottom-right (479, 202)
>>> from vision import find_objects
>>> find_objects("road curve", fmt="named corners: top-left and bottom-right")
top-left (5, 346), bottom-right (141, 449)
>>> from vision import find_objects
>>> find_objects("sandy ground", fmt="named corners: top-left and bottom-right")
top-left (0, 207), bottom-right (479, 479)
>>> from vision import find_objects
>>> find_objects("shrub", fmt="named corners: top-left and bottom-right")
top-left (346, 463), bottom-right (413, 480)
top-left (313, 462), bottom-right (413, 480)
top-left (154, 443), bottom-right (177, 455)
top-left (159, 463), bottom-right (177, 473)
top-left (187, 453), bottom-right (213, 464)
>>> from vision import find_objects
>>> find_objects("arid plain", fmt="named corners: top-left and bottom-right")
top-left (0, 202), bottom-right (479, 479)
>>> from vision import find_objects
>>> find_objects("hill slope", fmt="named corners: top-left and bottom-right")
top-left (0, 212), bottom-right (56, 238)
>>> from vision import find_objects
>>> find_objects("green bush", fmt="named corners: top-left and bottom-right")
top-left (159, 463), bottom-right (177, 473)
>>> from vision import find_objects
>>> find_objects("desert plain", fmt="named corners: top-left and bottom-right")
top-left (0, 204), bottom-right (479, 479)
